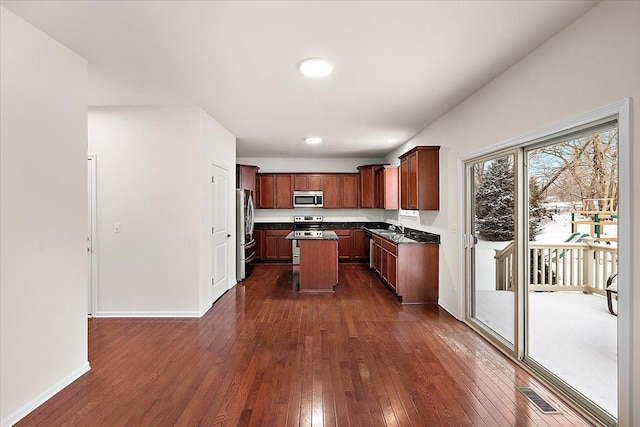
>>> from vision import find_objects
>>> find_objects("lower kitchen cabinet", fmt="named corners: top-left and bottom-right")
top-left (352, 229), bottom-right (368, 260)
top-left (371, 235), bottom-right (438, 303)
top-left (328, 229), bottom-right (370, 262)
top-left (334, 230), bottom-right (353, 261)
top-left (264, 230), bottom-right (292, 262)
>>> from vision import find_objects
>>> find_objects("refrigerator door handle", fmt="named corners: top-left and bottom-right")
top-left (247, 192), bottom-right (255, 236)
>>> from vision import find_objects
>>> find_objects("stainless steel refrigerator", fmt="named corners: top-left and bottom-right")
top-left (236, 189), bottom-right (256, 281)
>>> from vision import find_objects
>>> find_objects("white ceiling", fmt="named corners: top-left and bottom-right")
top-left (2, 1), bottom-right (598, 158)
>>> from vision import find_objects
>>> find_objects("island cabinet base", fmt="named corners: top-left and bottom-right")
top-left (299, 239), bottom-right (338, 293)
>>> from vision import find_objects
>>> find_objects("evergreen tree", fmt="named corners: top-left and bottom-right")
top-left (475, 157), bottom-right (514, 241)
top-left (528, 177), bottom-right (546, 240)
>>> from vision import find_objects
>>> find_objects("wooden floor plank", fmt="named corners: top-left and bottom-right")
top-left (16, 263), bottom-right (594, 427)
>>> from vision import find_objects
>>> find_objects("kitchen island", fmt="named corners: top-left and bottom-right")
top-left (286, 231), bottom-right (338, 293)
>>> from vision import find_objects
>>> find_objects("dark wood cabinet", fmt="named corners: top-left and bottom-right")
top-left (323, 174), bottom-right (342, 208)
top-left (257, 174), bottom-right (275, 208)
top-left (334, 230), bottom-right (353, 261)
top-left (358, 165), bottom-right (376, 208)
top-left (342, 174), bottom-right (359, 208)
top-left (236, 164), bottom-right (258, 194)
top-left (275, 174), bottom-right (293, 208)
top-left (323, 174), bottom-right (359, 209)
top-left (294, 174), bottom-right (323, 191)
top-left (375, 165), bottom-right (398, 210)
top-left (264, 230), bottom-right (292, 261)
top-left (399, 146), bottom-right (440, 211)
top-left (371, 235), bottom-right (438, 303)
top-left (352, 229), bottom-right (368, 260)
top-left (257, 174), bottom-right (293, 209)
top-left (358, 165), bottom-right (397, 209)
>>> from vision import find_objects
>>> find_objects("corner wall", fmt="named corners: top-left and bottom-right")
top-left (199, 109), bottom-right (237, 313)
top-left (384, 1), bottom-right (639, 423)
top-left (88, 107), bottom-right (202, 316)
top-left (0, 7), bottom-right (89, 425)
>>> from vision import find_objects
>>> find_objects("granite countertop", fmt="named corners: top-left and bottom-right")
top-left (364, 227), bottom-right (440, 245)
top-left (254, 221), bottom-right (440, 244)
top-left (254, 221), bottom-right (387, 231)
top-left (285, 230), bottom-right (339, 241)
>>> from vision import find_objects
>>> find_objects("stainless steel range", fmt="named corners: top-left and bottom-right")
top-left (292, 215), bottom-right (323, 265)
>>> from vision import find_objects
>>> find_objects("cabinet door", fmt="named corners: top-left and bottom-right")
top-left (352, 229), bottom-right (368, 260)
top-left (275, 174), bottom-right (293, 209)
top-left (323, 174), bottom-right (342, 208)
top-left (380, 249), bottom-right (388, 281)
top-left (265, 233), bottom-right (279, 260)
top-left (334, 230), bottom-right (352, 261)
top-left (342, 175), bottom-right (359, 208)
top-left (258, 174), bottom-right (276, 209)
top-left (387, 253), bottom-right (397, 290)
top-left (308, 174), bottom-right (323, 191)
top-left (408, 153), bottom-right (419, 210)
top-left (359, 166), bottom-right (375, 208)
top-left (277, 233), bottom-right (292, 261)
top-left (237, 165), bottom-right (258, 194)
top-left (373, 242), bottom-right (382, 273)
top-left (400, 158), bottom-right (408, 210)
top-left (294, 174), bottom-right (309, 191)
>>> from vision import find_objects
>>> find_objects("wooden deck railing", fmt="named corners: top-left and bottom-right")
top-left (494, 237), bottom-right (617, 295)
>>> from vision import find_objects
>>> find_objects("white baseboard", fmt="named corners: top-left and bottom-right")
top-left (1, 362), bottom-right (90, 427)
top-left (93, 310), bottom-right (203, 318)
top-left (438, 300), bottom-right (462, 320)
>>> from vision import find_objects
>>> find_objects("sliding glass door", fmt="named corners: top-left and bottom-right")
top-left (464, 120), bottom-right (620, 426)
top-left (466, 151), bottom-right (517, 350)
top-left (524, 124), bottom-right (619, 423)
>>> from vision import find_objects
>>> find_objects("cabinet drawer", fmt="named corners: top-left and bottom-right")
top-left (381, 239), bottom-right (397, 255)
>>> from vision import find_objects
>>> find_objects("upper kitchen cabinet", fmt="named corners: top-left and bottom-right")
top-left (357, 165), bottom-right (376, 208)
top-left (236, 164), bottom-right (259, 194)
top-left (399, 146), bottom-right (440, 211)
top-left (257, 173), bottom-right (293, 209)
top-left (294, 174), bottom-right (323, 191)
top-left (375, 165), bottom-right (399, 210)
top-left (323, 174), bottom-right (359, 209)
top-left (358, 165), bottom-right (398, 210)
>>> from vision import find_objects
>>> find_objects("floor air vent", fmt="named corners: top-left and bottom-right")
top-left (518, 387), bottom-right (560, 414)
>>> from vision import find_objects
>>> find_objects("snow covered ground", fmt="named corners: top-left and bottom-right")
top-left (475, 290), bottom-right (617, 416)
top-left (473, 212), bottom-right (618, 417)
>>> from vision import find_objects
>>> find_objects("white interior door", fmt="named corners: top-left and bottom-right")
top-left (87, 155), bottom-right (97, 315)
top-left (211, 164), bottom-right (230, 303)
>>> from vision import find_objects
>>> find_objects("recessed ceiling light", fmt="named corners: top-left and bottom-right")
top-left (305, 137), bottom-right (322, 144)
top-left (388, 138), bottom-right (398, 143)
top-left (299, 58), bottom-right (333, 78)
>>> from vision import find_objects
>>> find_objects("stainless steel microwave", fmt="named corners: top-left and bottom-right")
top-left (293, 191), bottom-right (323, 208)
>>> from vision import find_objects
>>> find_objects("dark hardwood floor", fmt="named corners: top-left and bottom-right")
top-left (17, 264), bottom-right (592, 426)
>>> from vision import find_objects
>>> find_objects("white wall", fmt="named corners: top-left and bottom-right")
top-left (198, 109), bottom-right (237, 313)
top-left (88, 107), bottom-right (236, 316)
top-left (0, 7), bottom-right (89, 426)
top-left (384, 1), bottom-right (640, 423)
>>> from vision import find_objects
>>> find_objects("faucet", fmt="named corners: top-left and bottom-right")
top-left (396, 224), bottom-right (405, 234)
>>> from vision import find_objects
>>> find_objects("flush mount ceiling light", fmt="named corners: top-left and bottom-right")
top-left (298, 58), bottom-right (333, 78)
top-left (304, 137), bottom-right (322, 144)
